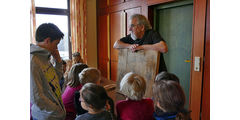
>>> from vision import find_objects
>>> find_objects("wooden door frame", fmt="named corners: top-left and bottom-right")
top-left (146, 0), bottom-right (207, 119)
top-left (189, 0), bottom-right (207, 119)
top-left (201, 0), bottom-right (210, 119)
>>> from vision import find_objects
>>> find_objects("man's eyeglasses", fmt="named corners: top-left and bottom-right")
top-left (129, 24), bottom-right (139, 28)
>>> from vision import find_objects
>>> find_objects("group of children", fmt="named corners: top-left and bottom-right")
top-left (58, 53), bottom-right (115, 120)
top-left (31, 51), bottom-right (190, 120)
top-left (30, 23), bottom-right (190, 120)
top-left (116, 72), bottom-right (190, 120)
top-left (56, 52), bottom-right (190, 120)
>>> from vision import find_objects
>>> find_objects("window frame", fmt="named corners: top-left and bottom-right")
top-left (35, 0), bottom-right (72, 59)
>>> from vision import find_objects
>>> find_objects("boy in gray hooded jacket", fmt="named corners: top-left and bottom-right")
top-left (30, 23), bottom-right (66, 120)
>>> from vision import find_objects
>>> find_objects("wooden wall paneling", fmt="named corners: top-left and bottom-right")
top-left (141, 1), bottom-right (149, 18)
top-left (98, 59), bottom-right (109, 78)
top-left (147, 0), bottom-right (176, 6)
top-left (98, 14), bottom-right (110, 79)
top-left (201, 0), bottom-right (210, 119)
top-left (98, 0), bottom-right (108, 8)
top-left (98, 15), bottom-right (109, 60)
top-left (110, 11), bottom-right (125, 81)
top-left (110, 11), bottom-right (125, 61)
top-left (98, 7), bottom-right (108, 16)
top-left (109, 0), bottom-right (124, 6)
top-left (125, 7), bottom-right (141, 35)
top-left (189, 0), bottom-right (207, 119)
top-left (107, 0), bottom-right (144, 14)
top-left (147, 6), bottom-right (154, 28)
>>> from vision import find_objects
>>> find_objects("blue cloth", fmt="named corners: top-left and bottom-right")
top-left (59, 77), bottom-right (64, 90)
top-left (153, 112), bottom-right (176, 120)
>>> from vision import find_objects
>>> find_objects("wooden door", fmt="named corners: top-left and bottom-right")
top-left (98, 0), bottom-right (107, 8)
top-left (110, 11), bottom-right (125, 81)
top-left (154, 0), bottom-right (193, 108)
top-left (98, 14), bottom-right (109, 78)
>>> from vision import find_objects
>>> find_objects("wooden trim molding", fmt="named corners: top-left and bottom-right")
top-left (201, 0), bottom-right (210, 119)
top-left (99, 0), bottom-right (144, 15)
top-left (107, 15), bottom-right (111, 80)
top-left (189, 0), bottom-right (207, 119)
top-left (146, 0), bottom-right (177, 6)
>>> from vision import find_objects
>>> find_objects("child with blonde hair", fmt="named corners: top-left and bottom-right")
top-left (116, 72), bottom-right (154, 120)
top-left (78, 68), bottom-right (101, 85)
top-left (74, 68), bottom-right (102, 116)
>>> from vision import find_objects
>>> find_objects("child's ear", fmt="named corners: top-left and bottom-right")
top-left (105, 101), bottom-right (111, 111)
top-left (87, 104), bottom-right (94, 109)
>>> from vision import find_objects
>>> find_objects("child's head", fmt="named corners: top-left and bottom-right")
top-left (67, 63), bottom-right (88, 87)
top-left (64, 59), bottom-right (72, 74)
top-left (72, 52), bottom-right (83, 64)
top-left (80, 83), bottom-right (110, 112)
top-left (79, 68), bottom-right (101, 85)
top-left (120, 72), bottom-right (146, 101)
top-left (155, 71), bottom-right (180, 83)
top-left (153, 80), bottom-right (185, 113)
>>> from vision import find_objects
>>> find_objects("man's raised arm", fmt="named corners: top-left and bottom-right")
top-left (113, 39), bottom-right (140, 52)
top-left (134, 41), bottom-right (168, 53)
top-left (113, 39), bottom-right (131, 49)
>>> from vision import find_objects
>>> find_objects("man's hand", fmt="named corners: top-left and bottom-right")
top-left (51, 49), bottom-right (62, 63)
top-left (133, 45), bottom-right (144, 52)
top-left (129, 44), bottom-right (139, 52)
top-left (131, 41), bottom-right (168, 53)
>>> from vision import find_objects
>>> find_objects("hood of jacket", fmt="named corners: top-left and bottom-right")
top-left (30, 44), bottom-right (51, 59)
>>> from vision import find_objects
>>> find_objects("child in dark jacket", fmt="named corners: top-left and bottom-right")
top-left (75, 83), bottom-right (116, 120)
top-left (153, 80), bottom-right (191, 120)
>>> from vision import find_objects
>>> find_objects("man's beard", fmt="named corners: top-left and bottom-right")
top-left (130, 32), bottom-right (137, 40)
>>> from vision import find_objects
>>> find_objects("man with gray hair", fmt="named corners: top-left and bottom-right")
top-left (113, 14), bottom-right (168, 72)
